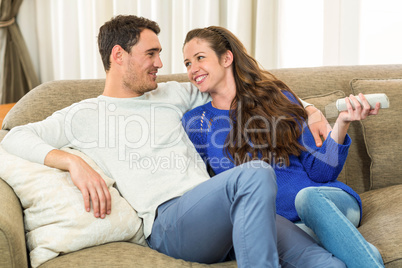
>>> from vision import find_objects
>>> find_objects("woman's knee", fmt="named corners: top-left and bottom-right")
top-left (295, 187), bottom-right (360, 226)
top-left (294, 187), bottom-right (322, 216)
top-left (295, 187), bottom-right (318, 205)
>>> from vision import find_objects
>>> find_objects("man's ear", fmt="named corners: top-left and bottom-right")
top-left (223, 50), bottom-right (234, 68)
top-left (111, 45), bottom-right (124, 65)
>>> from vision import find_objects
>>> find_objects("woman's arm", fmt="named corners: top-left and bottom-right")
top-left (283, 91), bottom-right (347, 182)
top-left (299, 93), bottom-right (380, 182)
top-left (298, 127), bottom-right (351, 183)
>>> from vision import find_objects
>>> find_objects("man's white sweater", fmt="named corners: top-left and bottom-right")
top-left (1, 82), bottom-right (211, 238)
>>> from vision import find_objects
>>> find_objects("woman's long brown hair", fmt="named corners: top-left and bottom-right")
top-left (183, 26), bottom-right (308, 166)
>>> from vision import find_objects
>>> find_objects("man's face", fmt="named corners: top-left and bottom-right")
top-left (123, 29), bottom-right (163, 95)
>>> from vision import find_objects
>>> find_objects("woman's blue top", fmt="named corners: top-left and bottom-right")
top-left (181, 91), bottom-right (362, 222)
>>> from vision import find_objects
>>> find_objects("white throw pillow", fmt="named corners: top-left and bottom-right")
top-left (0, 146), bottom-right (146, 268)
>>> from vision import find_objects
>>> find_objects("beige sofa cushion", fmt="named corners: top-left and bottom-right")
top-left (40, 242), bottom-right (237, 268)
top-left (1, 75), bottom-right (189, 131)
top-left (1, 80), bottom-right (105, 130)
top-left (303, 90), bottom-right (345, 120)
top-left (0, 179), bottom-right (28, 268)
top-left (350, 78), bottom-right (402, 189)
top-left (0, 147), bottom-right (146, 268)
top-left (359, 184), bottom-right (402, 267)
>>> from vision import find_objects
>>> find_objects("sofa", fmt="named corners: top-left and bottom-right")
top-left (0, 64), bottom-right (401, 267)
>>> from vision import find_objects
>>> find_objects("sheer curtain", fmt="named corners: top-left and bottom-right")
top-left (17, 0), bottom-right (402, 84)
top-left (18, 0), bottom-right (279, 83)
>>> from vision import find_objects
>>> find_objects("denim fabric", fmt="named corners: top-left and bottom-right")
top-left (147, 161), bottom-right (345, 268)
top-left (295, 186), bottom-right (384, 268)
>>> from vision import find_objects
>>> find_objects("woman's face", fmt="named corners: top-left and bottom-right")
top-left (183, 38), bottom-right (227, 94)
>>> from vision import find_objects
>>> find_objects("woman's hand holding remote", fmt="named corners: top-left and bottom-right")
top-left (331, 93), bottom-right (381, 144)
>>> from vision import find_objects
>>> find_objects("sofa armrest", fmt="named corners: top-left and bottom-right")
top-left (0, 178), bottom-right (28, 267)
top-left (0, 130), bottom-right (8, 142)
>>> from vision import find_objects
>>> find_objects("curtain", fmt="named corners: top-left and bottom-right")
top-left (16, 0), bottom-right (402, 85)
top-left (0, 0), bottom-right (39, 104)
top-left (17, 0), bottom-right (279, 83)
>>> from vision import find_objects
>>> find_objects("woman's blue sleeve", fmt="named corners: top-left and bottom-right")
top-left (282, 90), bottom-right (351, 182)
top-left (297, 123), bottom-right (351, 182)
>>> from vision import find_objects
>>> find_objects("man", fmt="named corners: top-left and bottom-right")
top-left (2, 15), bottom-right (343, 267)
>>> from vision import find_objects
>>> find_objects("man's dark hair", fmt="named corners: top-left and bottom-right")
top-left (98, 15), bottom-right (160, 71)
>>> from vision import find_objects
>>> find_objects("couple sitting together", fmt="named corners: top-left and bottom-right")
top-left (1, 15), bottom-right (384, 268)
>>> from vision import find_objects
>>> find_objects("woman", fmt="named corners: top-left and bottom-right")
top-left (181, 26), bottom-right (384, 268)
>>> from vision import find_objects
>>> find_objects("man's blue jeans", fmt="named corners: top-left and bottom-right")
top-left (295, 186), bottom-right (384, 268)
top-left (147, 161), bottom-right (345, 268)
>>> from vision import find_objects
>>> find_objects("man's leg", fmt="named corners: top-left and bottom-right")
top-left (148, 161), bottom-right (345, 267)
top-left (276, 214), bottom-right (345, 268)
top-left (148, 160), bottom-right (279, 267)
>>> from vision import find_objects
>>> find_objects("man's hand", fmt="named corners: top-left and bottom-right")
top-left (305, 106), bottom-right (332, 147)
top-left (44, 149), bottom-right (112, 219)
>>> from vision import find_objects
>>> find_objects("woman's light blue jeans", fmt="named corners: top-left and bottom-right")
top-left (147, 161), bottom-right (345, 268)
top-left (295, 186), bottom-right (384, 268)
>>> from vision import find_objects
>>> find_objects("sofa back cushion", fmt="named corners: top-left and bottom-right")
top-left (350, 78), bottom-right (402, 190)
top-left (2, 79), bottom-right (105, 130)
top-left (1, 74), bottom-right (190, 131)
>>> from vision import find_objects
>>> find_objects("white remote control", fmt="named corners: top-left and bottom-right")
top-left (336, 93), bottom-right (389, 111)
